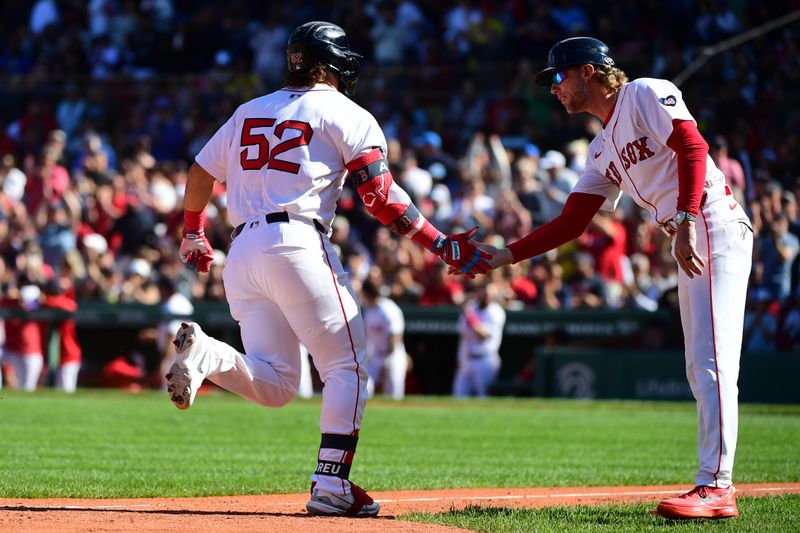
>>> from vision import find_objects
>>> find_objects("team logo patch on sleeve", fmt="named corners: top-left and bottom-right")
top-left (355, 169), bottom-right (369, 184)
top-left (659, 95), bottom-right (677, 107)
top-left (351, 160), bottom-right (389, 186)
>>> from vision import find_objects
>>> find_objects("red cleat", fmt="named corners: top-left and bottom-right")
top-left (656, 485), bottom-right (739, 519)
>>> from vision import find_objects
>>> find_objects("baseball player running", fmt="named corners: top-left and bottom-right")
top-left (479, 37), bottom-right (753, 519)
top-left (361, 279), bottom-right (407, 400)
top-left (167, 21), bottom-right (489, 518)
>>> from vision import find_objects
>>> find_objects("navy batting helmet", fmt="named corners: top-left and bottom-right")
top-left (533, 37), bottom-right (615, 87)
top-left (287, 21), bottom-right (363, 96)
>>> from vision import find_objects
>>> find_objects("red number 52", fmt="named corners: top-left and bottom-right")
top-left (239, 118), bottom-right (313, 174)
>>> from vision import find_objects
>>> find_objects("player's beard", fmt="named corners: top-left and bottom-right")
top-left (564, 84), bottom-right (589, 114)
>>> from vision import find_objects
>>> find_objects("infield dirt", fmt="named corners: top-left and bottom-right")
top-left (1, 483), bottom-right (799, 532)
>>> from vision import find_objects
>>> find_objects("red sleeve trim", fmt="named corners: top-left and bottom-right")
top-left (507, 193), bottom-right (605, 263)
top-left (345, 148), bottom-right (384, 173)
top-left (666, 119), bottom-right (707, 216)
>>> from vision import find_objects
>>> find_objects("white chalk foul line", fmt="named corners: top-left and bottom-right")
top-left (374, 490), bottom-right (681, 504)
top-left (374, 486), bottom-right (798, 504)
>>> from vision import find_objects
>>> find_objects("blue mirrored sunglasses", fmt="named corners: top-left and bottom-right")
top-left (552, 70), bottom-right (567, 85)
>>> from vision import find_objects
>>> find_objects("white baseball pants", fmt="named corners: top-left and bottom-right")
top-left (676, 197), bottom-right (752, 488)
top-left (5, 352), bottom-right (43, 392)
top-left (452, 357), bottom-right (500, 398)
top-left (367, 348), bottom-right (407, 400)
top-left (298, 343), bottom-right (314, 399)
top-left (56, 361), bottom-right (81, 393)
top-left (204, 218), bottom-right (368, 494)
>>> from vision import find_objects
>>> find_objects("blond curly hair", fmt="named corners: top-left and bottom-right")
top-left (595, 66), bottom-right (628, 92)
top-left (286, 63), bottom-right (328, 88)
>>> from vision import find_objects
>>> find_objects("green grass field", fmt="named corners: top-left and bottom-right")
top-left (1, 389), bottom-right (798, 531)
top-left (406, 495), bottom-right (800, 532)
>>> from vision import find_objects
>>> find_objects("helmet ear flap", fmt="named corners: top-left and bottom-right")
top-left (338, 54), bottom-right (362, 96)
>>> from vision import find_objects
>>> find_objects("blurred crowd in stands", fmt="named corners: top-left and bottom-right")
top-left (0, 0), bottom-right (799, 366)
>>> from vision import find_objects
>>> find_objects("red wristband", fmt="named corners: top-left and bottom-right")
top-left (465, 309), bottom-right (482, 329)
top-left (184, 209), bottom-right (206, 232)
top-left (409, 219), bottom-right (444, 252)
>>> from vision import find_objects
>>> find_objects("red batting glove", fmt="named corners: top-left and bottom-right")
top-left (180, 209), bottom-right (213, 272)
top-left (433, 227), bottom-right (492, 279)
top-left (180, 228), bottom-right (213, 272)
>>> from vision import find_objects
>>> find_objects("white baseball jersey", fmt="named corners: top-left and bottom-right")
top-left (568, 77), bottom-right (753, 489)
top-left (196, 83), bottom-right (387, 229)
top-left (457, 301), bottom-right (506, 363)
top-left (187, 83), bottom-right (392, 497)
top-left (364, 297), bottom-right (405, 360)
top-left (364, 297), bottom-right (407, 400)
top-left (573, 78), bottom-right (726, 224)
top-left (453, 300), bottom-right (506, 398)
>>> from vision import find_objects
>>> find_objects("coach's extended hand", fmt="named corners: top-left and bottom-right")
top-left (476, 243), bottom-right (514, 270)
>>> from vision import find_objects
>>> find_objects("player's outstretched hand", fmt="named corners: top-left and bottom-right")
top-left (436, 227), bottom-right (492, 279)
top-left (179, 228), bottom-right (214, 273)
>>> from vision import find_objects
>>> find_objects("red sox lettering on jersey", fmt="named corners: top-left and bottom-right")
top-left (604, 161), bottom-right (622, 188)
top-left (529, 37), bottom-right (752, 516)
top-left (572, 77), bottom-right (753, 494)
top-left (575, 78), bottom-right (727, 225)
top-left (619, 137), bottom-right (655, 169)
top-left (603, 136), bottom-right (654, 188)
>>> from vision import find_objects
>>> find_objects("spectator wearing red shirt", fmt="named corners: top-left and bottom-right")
top-left (626, 209), bottom-right (657, 257)
top-left (42, 278), bottom-right (81, 393)
top-left (23, 144), bottom-right (70, 214)
top-left (488, 263), bottom-right (537, 307)
top-left (419, 262), bottom-right (465, 306)
top-left (582, 210), bottom-right (627, 284)
top-left (1, 279), bottom-right (45, 391)
top-left (509, 271), bottom-right (538, 306)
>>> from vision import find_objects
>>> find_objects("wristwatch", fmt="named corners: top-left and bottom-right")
top-left (674, 211), bottom-right (697, 225)
top-left (665, 210), bottom-right (697, 233)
